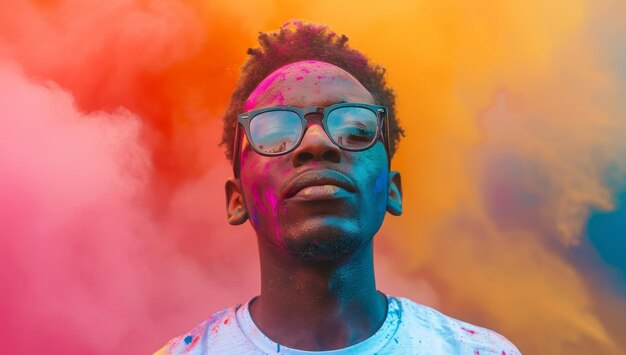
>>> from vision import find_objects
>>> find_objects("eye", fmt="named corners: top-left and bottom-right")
top-left (341, 120), bottom-right (367, 129)
top-left (338, 122), bottom-right (370, 137)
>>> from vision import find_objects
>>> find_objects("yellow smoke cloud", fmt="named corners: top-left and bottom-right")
top-left (259, 0), bottom-right (626, 353)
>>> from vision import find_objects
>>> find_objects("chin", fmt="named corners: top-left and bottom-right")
top-left (281, 218), bottom-right (372, 261)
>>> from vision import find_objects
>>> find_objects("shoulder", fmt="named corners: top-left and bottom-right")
top-left (392, 297), bottom-right (521, 354)
top-left (154, 305), bottom-right (250, 355)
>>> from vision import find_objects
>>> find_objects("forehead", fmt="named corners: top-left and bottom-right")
top-left (244, 60), bottom-right (374, 111)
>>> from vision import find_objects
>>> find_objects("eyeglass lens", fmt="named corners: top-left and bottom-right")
top-left (248, 107), bottom-right (378, 155)
top-left (326, 107), bottom-right (377, 150)
top-left (249, 111), bottom-right (302, 154)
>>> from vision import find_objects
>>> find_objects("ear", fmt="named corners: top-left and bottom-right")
top-left (225, 177), bottom-right (248, 225)
top-left (386, 171), bottom-right (402, 216)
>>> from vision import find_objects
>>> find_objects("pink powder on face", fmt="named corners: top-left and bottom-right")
top-left (295, 76), bottom-right (303, 81)
top-left (247, 181), bottom-right (264, 227)
top-left (245, 70), bottom-right (287, 110)
top-left (269, 90), bottom-right (285, 105)
top-left (265, 189), bottom-right (278, 214)
top-left (265, 188), bottom-right (285, 249)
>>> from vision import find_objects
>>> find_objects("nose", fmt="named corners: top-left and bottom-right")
top-left (292, 122), bottom-right (341, 167)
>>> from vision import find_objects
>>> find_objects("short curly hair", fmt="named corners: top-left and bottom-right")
top-left (220, 20), bottom-right (404, 162)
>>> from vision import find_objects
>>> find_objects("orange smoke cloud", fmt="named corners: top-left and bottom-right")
top-left (1, 0), bottom-right (625, 354)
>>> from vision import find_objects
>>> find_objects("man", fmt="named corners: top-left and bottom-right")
top-left (157, 21), bottom-right (520, 354)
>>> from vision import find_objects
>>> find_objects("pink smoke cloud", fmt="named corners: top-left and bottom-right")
top-left (0, 61), bottom-right (259, 354)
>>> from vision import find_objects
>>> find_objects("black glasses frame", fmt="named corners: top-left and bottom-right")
top-left (232, 102), bottom-right (391, 177)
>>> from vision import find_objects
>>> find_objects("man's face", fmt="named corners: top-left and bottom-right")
top-left (227, 60), bottom-right (401, 260)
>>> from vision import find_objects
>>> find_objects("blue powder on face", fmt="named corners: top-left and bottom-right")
top-left (184, 335), bottom-right (193, 344)
top-left (374, 170), bottom-right (387, 193)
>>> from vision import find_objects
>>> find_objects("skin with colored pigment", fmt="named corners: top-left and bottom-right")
top-left (225, 60), bottom-right (402, 350)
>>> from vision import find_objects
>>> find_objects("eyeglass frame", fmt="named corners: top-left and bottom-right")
top-left (232, 102), bottom-right (391, 177)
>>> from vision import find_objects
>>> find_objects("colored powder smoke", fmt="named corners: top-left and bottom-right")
top-left (1, 0), bottom-right (625, 353)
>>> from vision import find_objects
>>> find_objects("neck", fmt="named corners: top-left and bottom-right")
top-left (250, 238), bottom-right (387, 351)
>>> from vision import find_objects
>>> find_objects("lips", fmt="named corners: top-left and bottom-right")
top-left (282, 170), bottom-right (356, 199)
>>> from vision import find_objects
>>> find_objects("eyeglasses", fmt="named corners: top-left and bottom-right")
top-left (232, 102), bottom-right (390, 177)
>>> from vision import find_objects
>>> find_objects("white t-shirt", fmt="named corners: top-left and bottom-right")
top-left (156, 295), bottom-right (520, 354)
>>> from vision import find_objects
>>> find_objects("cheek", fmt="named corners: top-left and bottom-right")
top-left (240, 154), bottom-right (284, 227)
top-left (243, 176), bottom-right (286, 249)
top-left (244, 182), bottom-right (279, 236)
top-left (354, 149), bottom-right (389, 213)
top-left (373, 169), bottom-right (389, 213)
top-left (240, 154), bottom-right (265, 221)
top-left (247, 185), bottom-right (261, 226)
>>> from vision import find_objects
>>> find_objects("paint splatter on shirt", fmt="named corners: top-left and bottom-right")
top-left (155, 296), bottom-right (521, 354)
